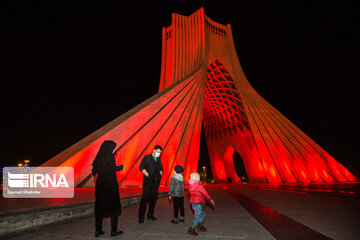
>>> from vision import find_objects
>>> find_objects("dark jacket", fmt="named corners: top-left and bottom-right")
top-left (168, 176), bottom-right (185, 197)
top-left (92, 140), bottom-right (124, 215)
top-left (139, 154), bottom-right (163, 189)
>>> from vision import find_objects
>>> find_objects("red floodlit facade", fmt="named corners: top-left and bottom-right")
top-left (41, 8), bottom-right (357, 186)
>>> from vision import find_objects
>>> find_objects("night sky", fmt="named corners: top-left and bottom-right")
top-left (1, 1), bottom-right (359, 178)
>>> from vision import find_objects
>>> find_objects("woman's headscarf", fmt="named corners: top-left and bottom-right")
top-left (92, 140), bottom-right (116, 174)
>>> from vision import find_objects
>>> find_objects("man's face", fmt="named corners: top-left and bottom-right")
top-left (154, 149), bottom-right (162, 156)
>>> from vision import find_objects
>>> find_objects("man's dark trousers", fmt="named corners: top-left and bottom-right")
top-left (95, 211), bottom-right (118, 232)
top-left (138, 186), bottom-right (158, 218)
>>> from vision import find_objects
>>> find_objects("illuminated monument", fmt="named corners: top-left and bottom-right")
top-left (41, 8), bottom-right (357, 185)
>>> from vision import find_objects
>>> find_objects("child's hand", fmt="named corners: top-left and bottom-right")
top-left (168, 196), bottom-right (172, 201)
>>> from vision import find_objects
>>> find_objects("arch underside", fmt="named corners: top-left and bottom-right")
top-left (203, 59), bottom-right (356, 183)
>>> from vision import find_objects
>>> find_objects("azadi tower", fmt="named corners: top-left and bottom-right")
top-left (41, 8), bottom-right (357, 186)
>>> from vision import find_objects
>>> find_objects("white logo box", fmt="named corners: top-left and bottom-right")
top-left (3, 167), bottom-right (74, 198)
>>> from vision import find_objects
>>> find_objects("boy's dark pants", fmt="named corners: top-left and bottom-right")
top-left (173, 196), bottom-right (184, 218)
top-left (138, 186), bottom-right (158, 218)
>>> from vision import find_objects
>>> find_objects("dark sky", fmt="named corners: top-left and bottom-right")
top-left (1, 1), bottom-right (359, 178)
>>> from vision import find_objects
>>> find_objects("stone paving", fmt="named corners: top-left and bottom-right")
top-left (2, 184), bottom-right (360, 240)
top-left (3, 186), bottom-right (275, 240)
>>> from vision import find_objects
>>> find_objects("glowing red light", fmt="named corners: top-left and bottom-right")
top-left (39, 7), bottom-right (357, 186)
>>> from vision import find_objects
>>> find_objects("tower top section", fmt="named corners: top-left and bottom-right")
top-left (159, 7), bottom-right (237, 91)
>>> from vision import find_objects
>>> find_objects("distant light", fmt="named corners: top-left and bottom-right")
top-left (18, 163), bottom-right (23, 167)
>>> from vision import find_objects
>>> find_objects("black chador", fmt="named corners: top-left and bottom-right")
top-left (92, 140), bottom-right (124, 237)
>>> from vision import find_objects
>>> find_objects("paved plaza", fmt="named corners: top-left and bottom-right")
top-left (2, 184), bottom-right (359, 240)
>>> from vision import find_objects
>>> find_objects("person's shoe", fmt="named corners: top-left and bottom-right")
top-left (138, 218), bottom-right (144, 224)
top-left (111, 230), bottom-right (123, 237)
top-left (197, 222), bottom-right (207, 232)
top-left (187, 227), bottom-right (198, 236)
top-left (170, 218), bottom-right (178, 224)
top-left (95, 230), bottom-right (105, 237)
top-left (179, 217), bottom-right (185, 223)
top-left (147, 215), bottom-right (157, 220)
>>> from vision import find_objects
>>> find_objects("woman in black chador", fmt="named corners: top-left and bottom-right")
top-left (92, 140), bottom-right (125, 237)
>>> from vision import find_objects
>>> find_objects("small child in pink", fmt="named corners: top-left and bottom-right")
top-left (187, 172), bottom-right (215, 236)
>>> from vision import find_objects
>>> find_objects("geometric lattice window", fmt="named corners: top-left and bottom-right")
top-left (203, 59), bottom-right (250, 140)
top-left (205, 20), bottom-right (227, 37)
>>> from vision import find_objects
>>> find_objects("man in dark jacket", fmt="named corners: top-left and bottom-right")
top-left (138, 145), bottom-right (164, 223)
top-left (92, 140), bottom-right (125, 237)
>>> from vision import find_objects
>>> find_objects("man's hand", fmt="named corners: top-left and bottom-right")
top-left (160, 171), bottom-right (163, 176)
top-left (142, 169), bottom-right (149, 177)
top-left (168, 196), bottom-right (172, 201)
